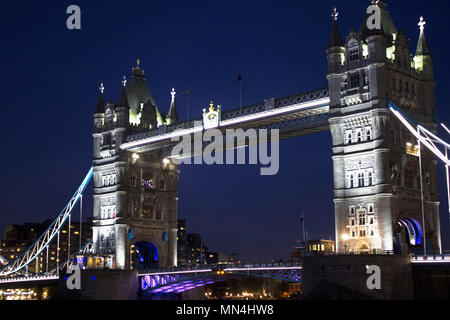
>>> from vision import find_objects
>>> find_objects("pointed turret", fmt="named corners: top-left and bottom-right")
top-left (328, 8), bottom-right (344, 49)
top-left (360, 0), bottom-right (397, 40)
top-left (115, 76), bottom-right (130, 127)
top-left (117, 76), bottom-right (130, 109)
top-left (327, 7), bottom-right (345, 106)
top-left (166, 88), bottom-right (180, 125)
top-left (415, 16), bottom-right (431, 56)
top-left (414, 16), bottom-right (433, 79)
top-left (95, 83), bottom-right (105, 114)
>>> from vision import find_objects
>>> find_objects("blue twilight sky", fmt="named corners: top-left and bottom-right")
top-left (0, 0), bottom-right (449, 262)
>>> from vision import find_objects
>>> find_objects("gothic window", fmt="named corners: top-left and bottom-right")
top-left (358, 173), bottom-right (365, 187)
top-left (404, 171), bottom-right (414, 189)
top-left (360, 230), bottom-right (366, 237)
top-left (349, 48), bottom-right (359, 61)
top-left (399, 79), bottom-right (403, 92)
top-left (366, 127), bottom-right (372, 141)
top-left (352, 231), bottom-right (356, 238)
top-left (351, 219), bottom-right (355, 226)
top-left (368, 172), bottom-right (373, 186)
top-left (357, 131), bottom-right (362, 143)
top-left (160, 179), bottom-right (166, 191)
top-left (130, 175), bottom-right (136, 187)
top-left (345, 130), bottom-right (353, 145)
top-left (349, 206), bottom-right (356, 215)
top-left (155, 210), bottom-right (162, 220)
top-left (370, 218), bottom-right (374, 225)
top-left (405, 81), bottom-right (410, 94)
top-left (412, 84), bottom-right (416, 96)
top-left (350, 175), bottom-right (354, 188)
top-left (142, 206), bottom-right (153, 220)
top-left (368, 203), bottom-right (374, 213)
top-left (424, 171), bottom-right (431, 185)
top-left (359, 213), bottom-right (366, 226)
top-left (371, 230), bottom-right (374, 236)
top-left (391, 77), bottom-right (396, 90)
top-left (364, 73), bottom-right (369, 87)
top-left (343, 78), bottom-right (348, 90)
top-left (102, 134), bottom-right (111, 147)
top-left (350, 74), bottom-right (360, 88)
top-left (100, 235), bottom-right (105, 249)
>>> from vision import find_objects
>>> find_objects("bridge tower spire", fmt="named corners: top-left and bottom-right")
top-left (327, 3), bottom-right (440, 254)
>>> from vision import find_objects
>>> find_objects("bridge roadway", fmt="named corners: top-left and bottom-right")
top-left (121, 88), bottom-right (330, 154)
top-left (139, 262), bottom-right (303, 294)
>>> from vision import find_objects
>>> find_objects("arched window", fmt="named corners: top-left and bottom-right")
top-left (366, 128), bottom-right (372, 141)
top-left (357, 131), bottom-right (362, 143)
top-left (368, 172), bottom-right (373, 186)
top-left (358, 173), bottom-right (365, 187)
top-left (350, 175), bottom-right (354, 188)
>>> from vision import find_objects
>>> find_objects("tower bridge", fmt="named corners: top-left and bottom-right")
top-left (1, 0), bottom-right (450, 300)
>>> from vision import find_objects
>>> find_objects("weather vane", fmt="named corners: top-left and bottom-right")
top-left (418, 16), bottom-right (426, 32)
top-left (171, 88), bottom-right (176, 103)
top-left (331, 8), bottom-right (338, 21)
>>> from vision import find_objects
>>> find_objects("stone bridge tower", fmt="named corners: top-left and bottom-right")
top-left (327, 2), bottom-right (440, 254)
top-left (91, 61), bottom-right (179, 269)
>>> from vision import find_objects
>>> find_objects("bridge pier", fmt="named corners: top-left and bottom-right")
top-left (55, 269), bottom-right (139, 300)
top-left (301, 255), bottom-right (414, 300)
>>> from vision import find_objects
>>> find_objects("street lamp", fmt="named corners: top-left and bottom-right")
top-left (341, 234), bottom-right (349, 254)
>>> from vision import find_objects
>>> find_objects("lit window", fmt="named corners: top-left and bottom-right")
top-left (359, 214), bottom-right (366, 225)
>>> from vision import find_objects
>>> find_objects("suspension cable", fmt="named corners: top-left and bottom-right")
top-left (388, 100), bottom-right (450, 246)
top-left (0, 167), bottom-right (93, 276)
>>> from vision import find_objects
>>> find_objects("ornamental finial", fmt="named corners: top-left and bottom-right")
top-left (122, 76), bottom-right (127, 87)
top-left (331, 8), bottom-right (338, 21)
top-left (418, 16), bottom-right (426, 32)
top-left (99, 83), bottom-right (104, 94)
top-left (209, 101), bottom-right (214, 112)
top-left (136, 58), bottom-right (141, 70)
top-left (171, 88), bottom-right (176, 103)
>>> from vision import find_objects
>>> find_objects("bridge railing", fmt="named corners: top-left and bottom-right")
top-left (138, 261), bottom-right (303, 275)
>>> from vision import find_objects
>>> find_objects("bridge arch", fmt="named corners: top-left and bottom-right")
top-left (131, 241), bottom-right (159, 270)
top-left (355, 241), bottom-right (370, 254)
top-left (397, 218), bottom-right (422, 246)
